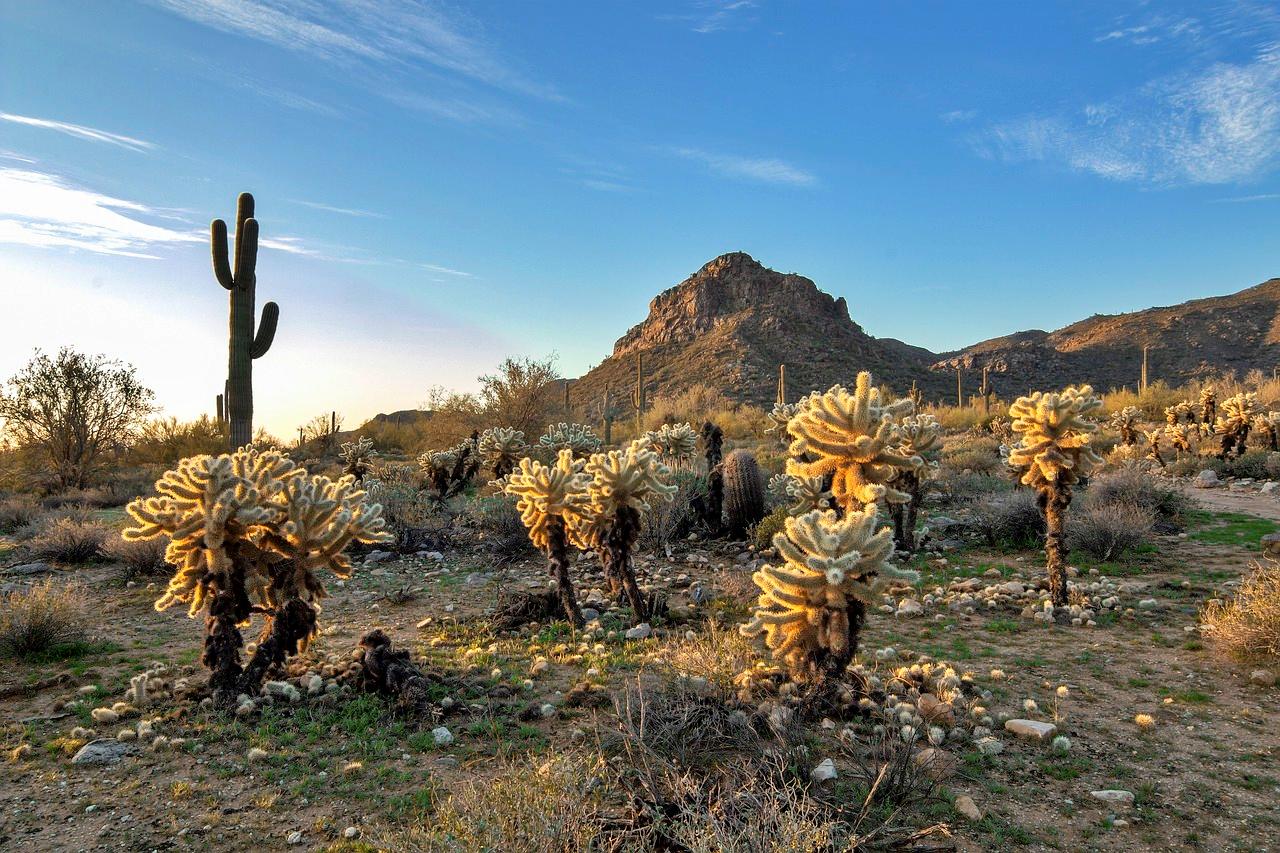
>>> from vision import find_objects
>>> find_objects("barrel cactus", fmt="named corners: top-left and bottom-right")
top-left (740, 507), bottom-right (917, 681)
top-left (722, 449), bottom-right (765, 538)
top-left (784, 372), bottom-right (918, 512)
top-left (1008, 386), bottom-right (1104, 607)
top-left (123, 448), bottom-right (390, 704)
top-left (479, 427), bottom-right (528, 479)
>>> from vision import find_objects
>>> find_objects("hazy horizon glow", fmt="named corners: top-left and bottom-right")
top-left (2, 1), bottom-right (1279, 436)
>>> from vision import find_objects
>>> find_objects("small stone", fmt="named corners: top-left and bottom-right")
top-left (625, 623), bottom-right (652, 640)
top-left (1193, 470), bottom-right (1220, 488)
top-left (432, 726), bottom-right (454, 746)
top-left (1137, 598), bottom-right (1158, 610)
top-left (5, 562), bottom-right (52, 576)
top-left (71, 739), bottom-right (136, 765)
top-left (1090, 789), bottom-right (1135, 806)
top-left (1004, 719), bottom-right (1057, 740)
top-left (810, 758), bottom-right (838, 782)
top-left (364, 550), bottom-right (394, 563)
top-left (1249, 669), bottom-right (1276, 687)
top-left (287, 830), bottom-right (304, 845)
top-left (954, 795), bottom-right (982, 821)
top-left (1261, 533), bottom-right (1280, 558)
top-left (540, 703), bottom-right (557, 718)
top-left (344, 827), bottom-right (359, 839)
top-left (896, 598), bottom-right (924, 617)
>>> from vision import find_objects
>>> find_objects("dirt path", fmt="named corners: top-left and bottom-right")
top-left (1184, 483), bottom-right (1280, 522)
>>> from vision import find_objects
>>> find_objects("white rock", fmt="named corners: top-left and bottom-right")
top-left (1090, 789), bottom-right (1135, 806)
top-left (1249, 669), bottom-right (1276, 687)
top-left (625, 623), bottom-right (652, 640)
top-left (287, 830), bottom-right (304, 845)
top-left (431, 726), bottom-right (454, 746)
top-left (810, 758), bottom-right (838, 782)
top-left (1004, 719), bottom-right (1057, 740)
top-left (954, 794), bottom-right (982, 821)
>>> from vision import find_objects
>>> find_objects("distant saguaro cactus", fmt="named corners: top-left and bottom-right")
top-left (722, 449), bottom-right (765, 538)
top-left (212, 192), bottom-right (279, 449)
top-left (629, 353), bottom-right (646, 431)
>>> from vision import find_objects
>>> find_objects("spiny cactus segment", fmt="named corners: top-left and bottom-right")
top-left (478, 426), bottom-right (528, 479)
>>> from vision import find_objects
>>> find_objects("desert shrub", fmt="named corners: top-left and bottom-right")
top-left (750, 505), bottom-right (788, 551)
top-left (1201, 560), bottom-right (1280, 660)
top-left (1066, 502), bottom-right (1154, 561)
top-left (940, 435), bottom-right (1002, 475)
top-left (657, 623), bottom-right (759, 691)
top-left (608, 680), bottom-right (770, 770)
top-left (935, 470), bottom-right (1012, 506)
top-left (1084, 467), bottom-right (1195, 528)
top-left (639, 470), bottom-right (707, 554)
top-left (969, 490), bottom-right (1044, 549)
top-left (129, 415), bottom-right (225, 464)
top-left (1168, 453), bottom-right (1224, 478)
top-left (1223, 450), bottom-right (1277, 480)
top-left (465, 495), bottom-right (532, 564)
top-left (26, 516), bottom-right (110, 564)
top-left (365, 480), bottom-right (441, 543)
top-left (99, 534), bottom-right (169, 579)
top-left (402, 754), bottom-right (602, 852)
top-left (0, 578), bottom-right (89, 657)
top-left (0, 496), bottom-right (40, 534)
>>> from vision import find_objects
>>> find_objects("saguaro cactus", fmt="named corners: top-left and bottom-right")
top-left (212, 192), bottom-right (279, 450)
top-left (630, 353), bottom-right (646, 431)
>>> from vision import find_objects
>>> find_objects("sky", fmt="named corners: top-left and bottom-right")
top-left (2, 1), bottom-right (1279, 438)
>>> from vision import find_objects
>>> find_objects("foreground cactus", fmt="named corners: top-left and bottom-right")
top-left (1255, 411), bottom-right (1280, 452)
top-left (785, 373), bottom-right (918, 511)
top-left (211, 193), bottom-right (279, 450)
top-left (741, 508), bottom-right (917, 681)
top-left (1008, 386), bottom-right (1104, 607)
top-left (478, 427), bottom-right (528, 479)
top-left (722, 449), bottom-right (765, 537)
top-left (502, 451), bottom-right (592, 625)
top-left (339, 436), bottom-right (377, 482)
top-left (889, 413), bottom-right (941, 552)
top-left (574, 440), bottom-right (677, 621)
top-left (1214, 392), bottom-right (1258, 459)
top-left (538, 422), bottom-right (602, 458)
top-left (1109, 406), bottom-right (1141, 446)
top-left (123, 448), bottom-right (389, 703)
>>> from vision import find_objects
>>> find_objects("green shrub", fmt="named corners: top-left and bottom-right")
top-left (1224, 450), bottom-right (1277, 481)
top-left (750, 505), bottom-right (788, 551)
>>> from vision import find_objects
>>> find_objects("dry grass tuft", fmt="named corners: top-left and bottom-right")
top-left (1201, 560), bottom-right (1280, 660)
top-left (0, 578), bottom-right (90, 657)
top-left (1067, 502), bottom-right (1154, 561)
top-left (26, 516), bottom-right (110, 564)
top-left (99, 534), bottom-right (170, 579)
top-left (0, 496), bottom-right (40, 534)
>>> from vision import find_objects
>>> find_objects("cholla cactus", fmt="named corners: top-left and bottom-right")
top-left (418, 433), bottom-right (481, 500)
top-left (501, 450), bottom-right (591, 625)
top-left (1199, 387), bottom-right (1217, 426)
top-left (740, 508), bottom-right (918, 680)
top-left (478, 426), bottom-right (528, 479)
top-left (784, 372), bottom-right (919, 512)
top-left (1164, 402), bottom-right (1193, 426)
top-left (1143, 429), bottom-right (1166, 468)
top-left (1008, 386), bottom-right (1104, 606)
top-left (889, 413), bottom-right (942, 552)
top-left (538, 422), bottom-right (602, 458)
top-left (339, 436), bottom-right (377, 482)
top-left (767, 472), bottom-right (791, 504)
top-left (783, 474), bottom-right (833, 516)
top-left (1109, 406), bottom-right (1141, 446)
top-left (573, 440), bottom-right (677, 621)
top-left (1165, 423), bottom-right (1194, 455)
top-left (1254, 410), bottom-right (1280, 452)
top-left (123, 448), bottom-right (390, 703)
top-left (766, 400), bottom-right (801, 442)
top-left (1214, 392), bottom-right (1258, 459)
top-left (638, 422), bottom-right (699, 467)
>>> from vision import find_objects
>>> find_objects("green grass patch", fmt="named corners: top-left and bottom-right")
top-left (1187, 510), bottom-right (1276, 550)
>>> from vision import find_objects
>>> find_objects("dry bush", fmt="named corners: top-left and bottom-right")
top-left (1085, 467), bottom-right (1195, 528)
top-left (928, 404), bottom-right (994, 433)
top-left (395, 754), bottom-right (603, 852)
top-left (1100, 380), bottom-right (1184, 421)
top-left (26, 516), bottom-right (110, 564)
top-left (639, 471), bottom-right (707, 554)
top-left (607, 679), bottom-right (771, 770)
top-left (0, 578), bottom-right (89, 657)
top-left (657, 624), bottom-right (760, 691)
top-left (969, 490), bottom-right (1044, 549)
top-left (935, 470), bottom-right (1012, 506)
top-left (465, 495), bottom-right (533, 564)
top-left (1067, 502), bottom-right (1154, 561)
top-left (0, 496), bottom-right (40, 534)
top-left (940, 433), bottom-right (1003, 475)
top-left (99, 534), bottom-right (169, 579)
top-left (1202, 560), bottom-right (1280, 660)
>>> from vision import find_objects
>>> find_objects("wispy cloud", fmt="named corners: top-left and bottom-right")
top-left (419, 263), bottom-right (472, 278)
top-left (291, 199), bottom-right (386, 218)
top-left (671, 146), bottom-right (816, 186)
top-left (1211, 192), bottom-right (1280, 202)
top-left (0, 168), bottom-right (198, 258)
top-left (940, 109), bottom-right (978, 124)
top-left (973, 45), bottom-right (1280, 185)
top-left (662, 1), bottom-right (760, 34)
top-left (150, 0), bottom-right (561, 103)
top-left (0, 112), bottom-right (154, 152)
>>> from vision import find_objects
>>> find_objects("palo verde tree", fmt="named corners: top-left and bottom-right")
top-left (123, 448), bottom-right (390, 704)
top-left (0, 347), bottom-right (155, 489)
top-left (1008, 386), bottom-right (1104, 608)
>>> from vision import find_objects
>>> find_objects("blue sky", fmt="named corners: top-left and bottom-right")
top-left (2, 1), bottom-right (1279, 436)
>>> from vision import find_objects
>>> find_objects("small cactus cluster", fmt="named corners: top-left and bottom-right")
top-left (741, 508), bottom-right (917, 681)
top-left (538, 422), bottom-right (602, 458)
top-left (784, 373), bottom-right (920, 510)
top-left (503, 438), bottom-right (676, 624)
top-left (418, 433), bottom-right (481, 500)
top-left (769, 473), bottom-right (832, 516)
top-left (889, 413), bottom-right (942, 552)
top-left (1165, 422), bottom-right (1195, 454)
top-left (638, 422), bottom-right (699, 466)
top-left (123, 448), bottom-right (390, 704)
top-left (1164, 401), bottom-right (1194, 426)
top-left (1254, 410), bottom-right (1280, 451)
top-left (1143, 428), bottom-right (1166, 468)
top-left (338, 436), bottom-right (377, 482)
top-left (1007, 386), bottom-right (1104, 606)
top-left (1109, 406), bottom-right (1141, 446)
top-left (478, 426), bottom-right (528, 479)
top-left (1199, 387), bottom-right (1217, 425)
top-left (1214, 392), bottom-right (1258, 459)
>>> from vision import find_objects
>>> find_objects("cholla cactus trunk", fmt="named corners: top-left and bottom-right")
top-left (356, 629), bottom-right (442, 716)
top-left (701, 422), bottom-right (725, 533)
top-left (890, 469), bottom-right (923, 552)
top-left (204, 586), bottom-right (250, 703)
top-left (239, 593), bottom-right (317, 695)
top-left (1265, 422), bottom-right (1279, 452)
top-left (1041, 487), bottom-right (1072, 607)
top-left (545, 516), bottom-right (583, 627)
top-left (601, 505), bottom-right (650, 621)
top-left (1201, 391), bottom-right (1216, 427)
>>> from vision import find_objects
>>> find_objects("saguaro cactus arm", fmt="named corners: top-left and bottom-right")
top-left (251, 301), bottom-right (279, 358)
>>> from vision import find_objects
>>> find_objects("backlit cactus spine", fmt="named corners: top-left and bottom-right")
top-left (212, 192), bottom-right (279, 450)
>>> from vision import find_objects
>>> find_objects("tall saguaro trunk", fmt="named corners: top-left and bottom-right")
top-left (1040, 486), bottom-right (1072, 607)
top-left (212, 192), bottom-right (279, 450)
